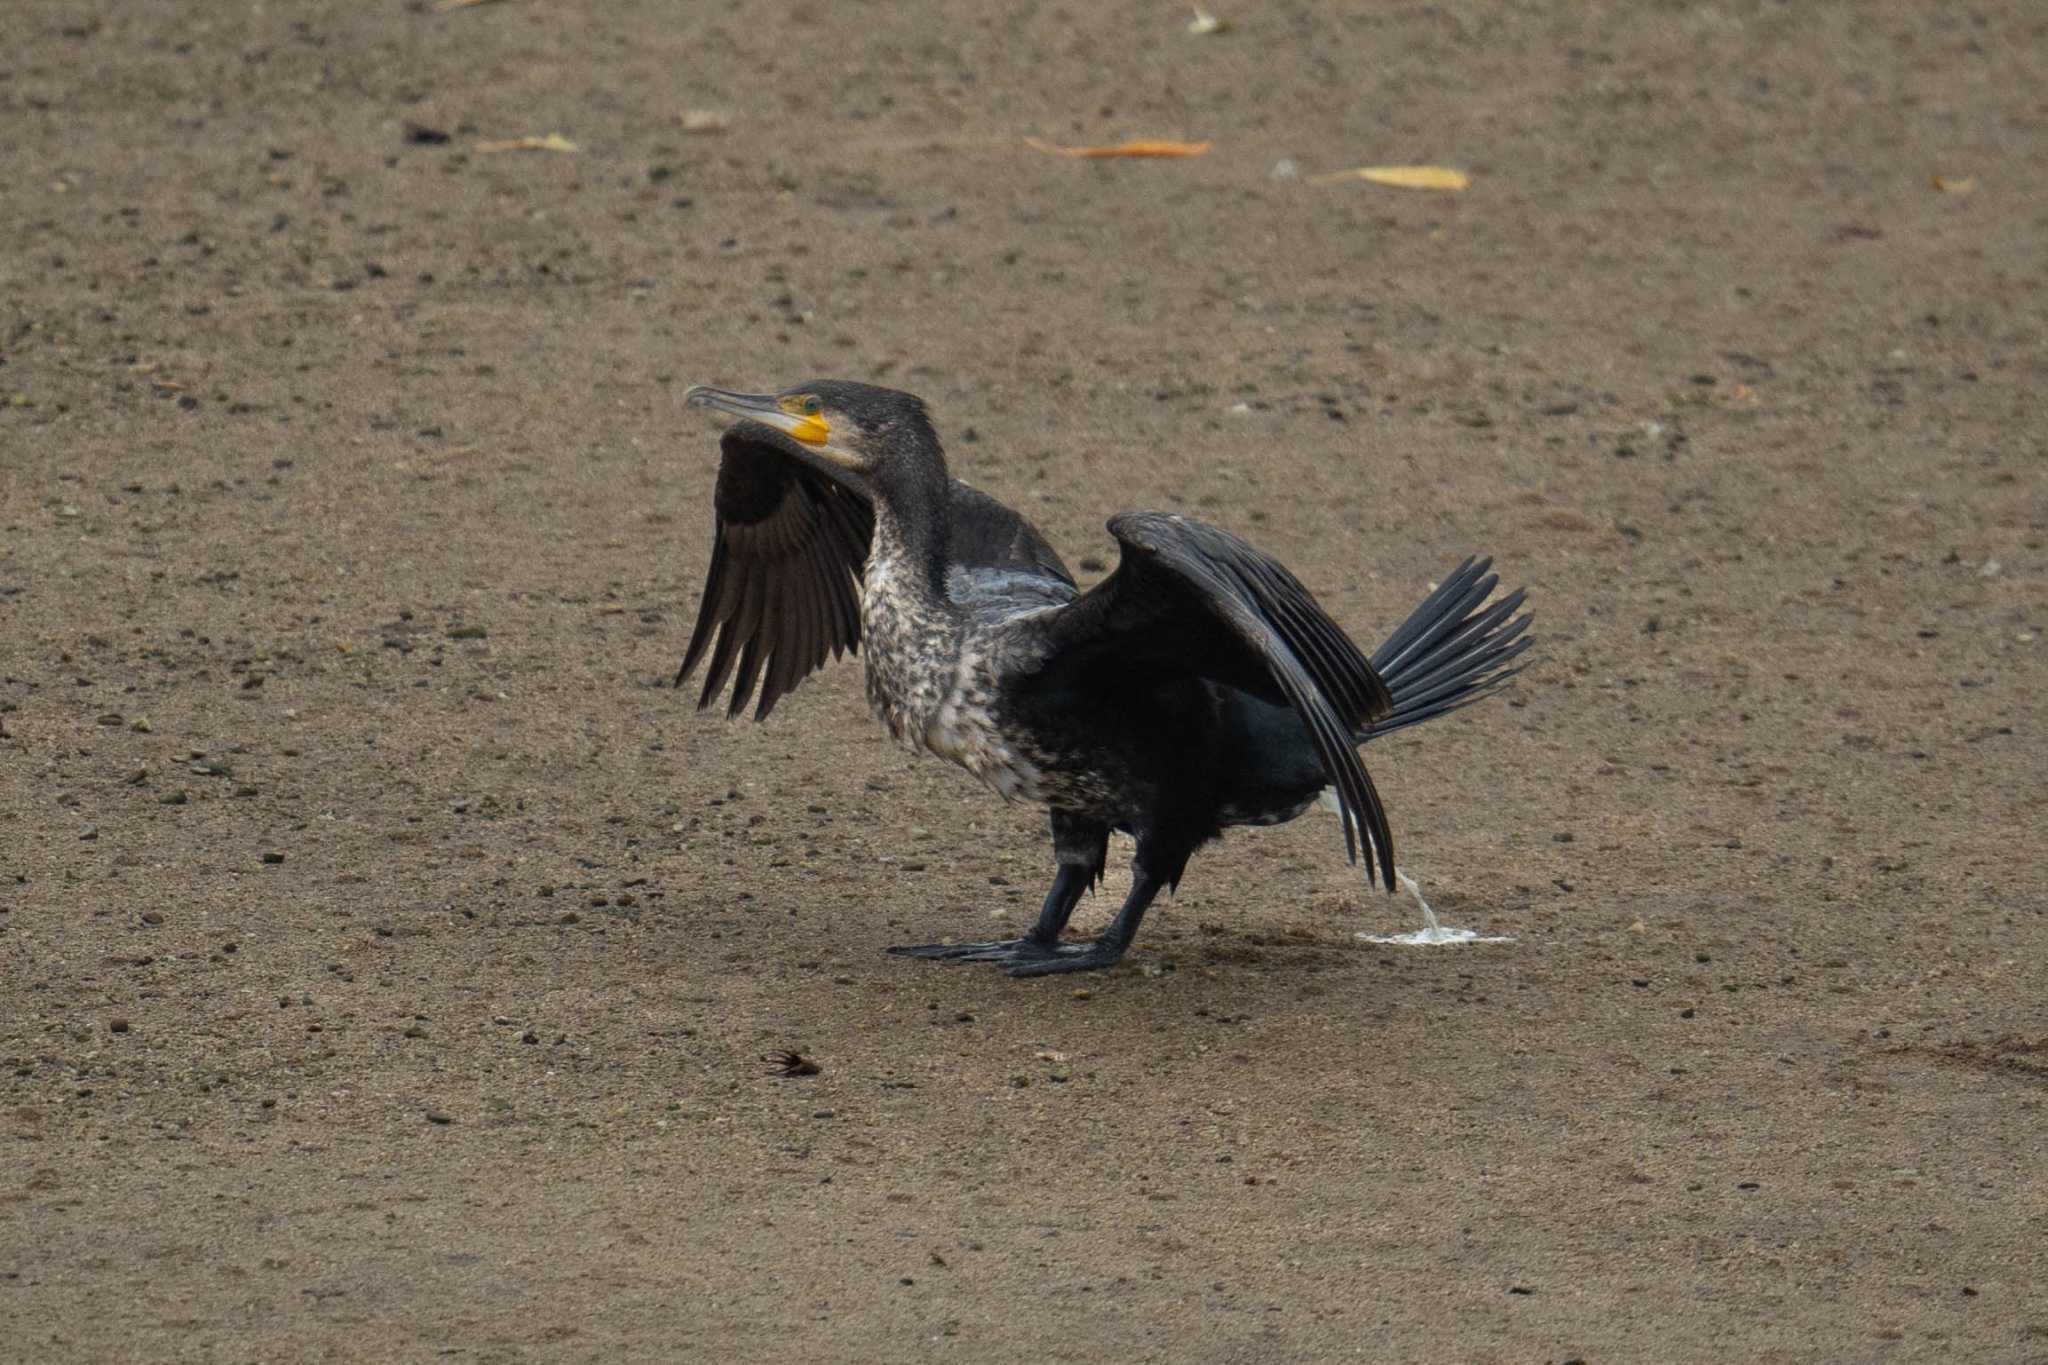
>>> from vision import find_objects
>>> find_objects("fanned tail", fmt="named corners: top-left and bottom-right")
top-left (1365, 557), bottom-right (1532, 740)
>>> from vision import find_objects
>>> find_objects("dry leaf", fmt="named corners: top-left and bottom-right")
top-left (475, 134), bottom-right (579, 154)
top-left (1930, 174), bottom-right (1975, 195)
top-left (1187, 4), bottom-right (1232, 35)
top-left (1025, 137), bottom-right (1211, 159)
top-left (432, 0), bottom-right (508, 11)
top-left (681, 109), bottom-right (732, 134)
top-left (1308, 165), bottom-right (1471, 191)
top-left (1035, 1050), bottom-right (1069, 1063)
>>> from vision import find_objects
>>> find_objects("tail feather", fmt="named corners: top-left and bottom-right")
top-left (1365, 557), bottom-right (1533, 740)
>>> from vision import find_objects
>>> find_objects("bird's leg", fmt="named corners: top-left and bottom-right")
top-left (999, 865), bottom-right (1170, 977)
top-left (884, 815), bottom-right (1108, 966)
top-left (991, 834), bottom-right (1189, 978)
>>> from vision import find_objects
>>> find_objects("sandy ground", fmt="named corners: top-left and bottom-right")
top-left (3, 2), bottom-right (2045, 1361)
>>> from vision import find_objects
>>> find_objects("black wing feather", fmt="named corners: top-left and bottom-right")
top-left (675, 425), bottom-right (875, 720)
top-left (1033, 512), bottom-right (1399, 890)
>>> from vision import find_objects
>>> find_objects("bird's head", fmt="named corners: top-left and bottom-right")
top-left (684, 379), bottom-right (945, 494)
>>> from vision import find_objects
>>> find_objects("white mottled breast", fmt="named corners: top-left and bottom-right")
top-left (860, 559), bottom-right (1045, 802)
top-left (925, 644), bottom-right (1046, 802)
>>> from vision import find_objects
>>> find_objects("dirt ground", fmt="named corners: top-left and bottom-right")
top-left (3, 2), bottom-right (2044, 1360)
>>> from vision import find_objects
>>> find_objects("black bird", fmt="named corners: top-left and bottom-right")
top-left (677, 380), bottom-right (1531, 976)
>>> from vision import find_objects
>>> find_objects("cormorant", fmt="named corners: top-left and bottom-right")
top-left (676, 380), bottom-right (1531, 976)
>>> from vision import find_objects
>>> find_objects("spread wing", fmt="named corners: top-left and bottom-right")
top-left (675, 423), bottom-right (874, 720)
top-left (1029, 512), bottom-right (1399, 887)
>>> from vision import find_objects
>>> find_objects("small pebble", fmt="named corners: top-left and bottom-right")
top-left (109, 1019), bottom-right (130, 1034)
top-left (141, 910), bottom-right (165, 926)
top-left (261, 852), bottom-right (285, 865)
top-left (424, 1109), bottom-right (452, 1125)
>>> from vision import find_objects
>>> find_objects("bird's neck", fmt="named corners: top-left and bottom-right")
top-left (867, 466), bottom-right (953, 605)
top-left (860, 467), bottom-right (964, 752)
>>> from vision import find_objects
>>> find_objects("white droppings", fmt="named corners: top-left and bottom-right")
top-left (1357, 868), bottom-right (1515, 946)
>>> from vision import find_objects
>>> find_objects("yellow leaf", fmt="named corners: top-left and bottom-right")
top-left (1308, 165), bottom-right (1471, 191)
top-left (1930, 174), bottom-right (1975, 195)
top-left (476, 134), bottom-right (579, 154)
top-left (1025, 137), bottom-right (1211, 159)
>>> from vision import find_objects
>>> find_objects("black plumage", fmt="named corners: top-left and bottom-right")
top-left (677, 380), bottom-right (1532, 976)
top-left (675, 431), bottom-right (874, 720)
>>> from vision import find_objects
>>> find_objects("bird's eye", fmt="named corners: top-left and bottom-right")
top-left (800, 395), bottom-right (822, 416)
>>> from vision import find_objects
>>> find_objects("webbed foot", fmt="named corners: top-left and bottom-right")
top-left (1001, 940), bottom-right (1130, 976)
top-left (883, 936), bottom-right (1130, 976)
